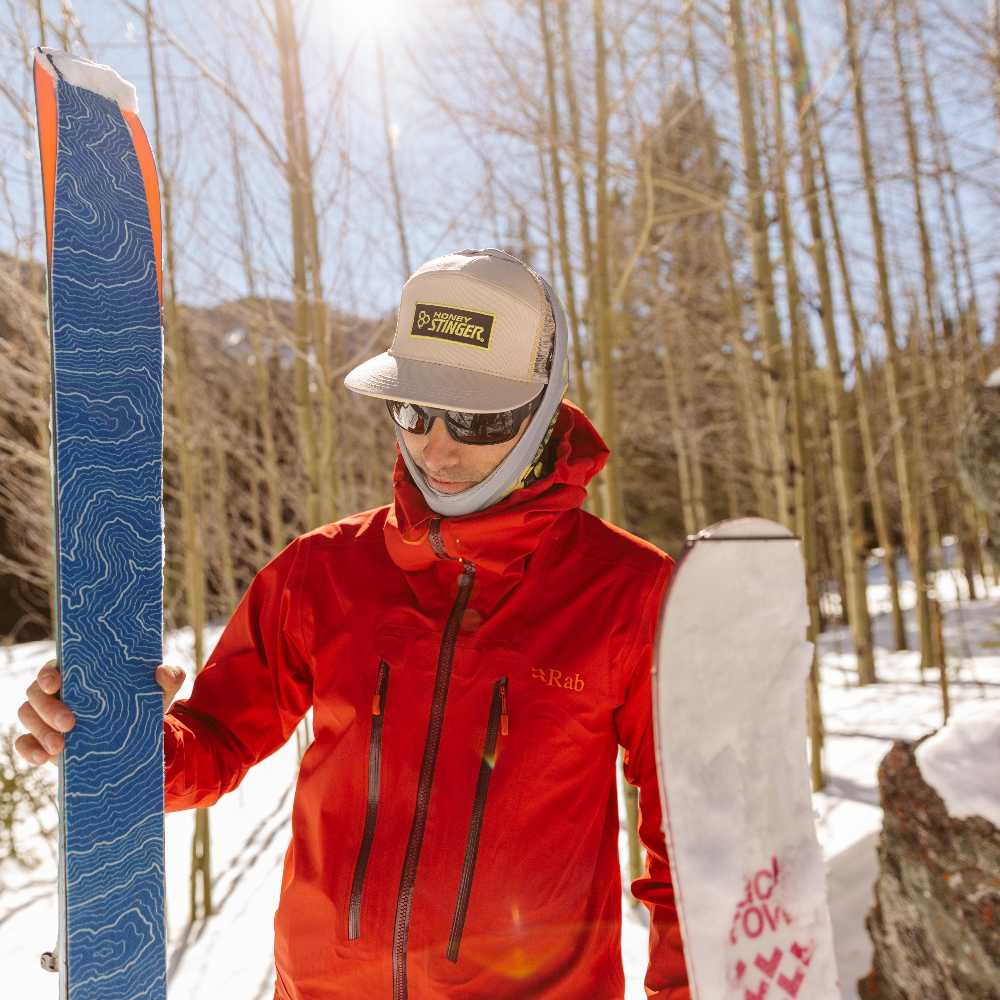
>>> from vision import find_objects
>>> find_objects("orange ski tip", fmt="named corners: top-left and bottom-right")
top-left (33, 56), bottom-right (58, 271)
top-left (122, 110), bottom-right (163, 308)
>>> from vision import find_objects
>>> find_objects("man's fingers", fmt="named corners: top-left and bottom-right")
top-left (154, 665), bottom-right (185, 707)
top-left (17, 700), bottom-right (64, 755)
top-left (14, 733), bottom-right (53, 766)
top-left (16, 660), bottom-right (184, 766)
top-left (26, 680), bottom-right (75, 733)
top-left (37, 659), bottom-right (60, 694)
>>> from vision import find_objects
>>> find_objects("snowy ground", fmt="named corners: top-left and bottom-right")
top-left (1, 560), bottom-right (997, 999)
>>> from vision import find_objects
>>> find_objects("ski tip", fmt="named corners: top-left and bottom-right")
top-left (34, 47), bottom-right (139, 114)
top-left (689, 517), bottom-right (798, 543)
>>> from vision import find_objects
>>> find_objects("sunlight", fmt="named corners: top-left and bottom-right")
top-left (327, 0), bottom-right (415, 37)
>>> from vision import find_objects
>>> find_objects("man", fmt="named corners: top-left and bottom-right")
top-left (16, 249), bottom-right (690, 999)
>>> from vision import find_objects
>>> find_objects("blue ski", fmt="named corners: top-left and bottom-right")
top-left (33, 47), bottom-right (166, 1000)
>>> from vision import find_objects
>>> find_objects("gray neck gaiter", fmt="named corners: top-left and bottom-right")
top-left (395, 271), bottom-right (569, 518)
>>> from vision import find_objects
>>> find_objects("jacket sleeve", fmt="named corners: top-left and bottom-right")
top-left (163, 536), bottom-right (314, 812)
top-left (613, 557), bottom-right (691, 1000)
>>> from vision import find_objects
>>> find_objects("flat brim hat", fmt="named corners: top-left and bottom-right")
top-left (344, 249), bottom-right (552, 413)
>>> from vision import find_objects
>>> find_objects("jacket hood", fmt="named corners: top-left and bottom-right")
top-left (384, 400), bottom-right (608, 578)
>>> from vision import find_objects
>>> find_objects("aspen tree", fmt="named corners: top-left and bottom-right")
top-left (592, 0), bottom-right (623, 526)
top-left (274, 0), bottom-right (321, 531)
top-left (763, 0), bottom-right (825, 781)
top-left (294, 29), bottom-right (338, 523)
top-left (841, 0), bottom-right (934, 668)
top-left (659, 289), bottom-right (697, 536)
top-left (209, 425), bottom-right (239, 618)
top-left (555, 1), bottom-right (603, 520)
top-left (224, 55), bottom-right (286, 557)
top-left (377, 36), bottom-right (411, 281)
top-left (142, 0), bottom-right (212, 919)
top-left (687, 9), bottom-right (770, 517)
top-left (815, 141), bottom-right (907, 651)
top-left (990, 1), bottom-right (1000, 139)
top-left (891, 0), bottom-right (950, 551)
top-left (911, 0), bottom-right (987, 595)
top-left (782, 0), bottom-right (875, 682)
top-left (726, 0), bottom-right (791, 526)
top-left (537, 0), bottom-right (591, 415)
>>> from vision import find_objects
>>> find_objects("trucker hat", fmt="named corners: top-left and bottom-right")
top-left (344, 249), bottom-right (553, 413)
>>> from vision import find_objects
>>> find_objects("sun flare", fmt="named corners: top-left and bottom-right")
top-left (327, 0), bottom-right (416, 36)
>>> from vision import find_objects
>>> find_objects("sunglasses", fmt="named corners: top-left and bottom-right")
top-left (386, 394), bottom-right (542, 445)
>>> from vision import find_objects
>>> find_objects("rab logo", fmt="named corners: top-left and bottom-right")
top-left (410, 302), bottom-right (494, 349)
top-left (531, 668), bottom-right (585, 692)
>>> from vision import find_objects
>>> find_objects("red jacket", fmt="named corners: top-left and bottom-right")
top-left (164, 400), bottom-right (690, 999)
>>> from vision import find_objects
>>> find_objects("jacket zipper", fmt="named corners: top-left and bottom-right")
top-left (348, 659), bottom-right (390, 940)
top-left (392, 519), bottom-right (476, 999)
top-left (446, 676), bottom-right (508, 962)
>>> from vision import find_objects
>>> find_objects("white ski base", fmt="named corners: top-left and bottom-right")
top-left (653, 518), bottom-right (838, 999)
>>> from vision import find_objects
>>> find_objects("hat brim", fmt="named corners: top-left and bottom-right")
top-left (344, 352), bottom-right (544, 413)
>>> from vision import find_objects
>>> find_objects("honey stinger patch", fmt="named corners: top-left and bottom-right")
top-left (410, 302), bottom-right (495, 349)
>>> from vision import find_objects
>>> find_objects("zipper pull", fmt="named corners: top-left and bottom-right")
top-left (500, 678), bottom-right (509, 737)
top-left (372, 661), bottom-right (388, 716)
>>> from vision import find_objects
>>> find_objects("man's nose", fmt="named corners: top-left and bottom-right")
top-left (422, 418), bottom-right (460, 467)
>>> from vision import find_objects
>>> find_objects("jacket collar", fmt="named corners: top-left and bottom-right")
top-left (384, 400), bottom-right (608, 578)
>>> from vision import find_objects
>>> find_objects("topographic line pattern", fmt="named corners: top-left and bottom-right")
top-left (50, 78), bottom-right (165, 1000)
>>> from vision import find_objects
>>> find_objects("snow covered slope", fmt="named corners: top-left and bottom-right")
top-left (2, 568), bottom-right (998, 999)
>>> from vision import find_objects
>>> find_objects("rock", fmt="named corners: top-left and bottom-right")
top-left (857, 739), bottom-right (1000, 999)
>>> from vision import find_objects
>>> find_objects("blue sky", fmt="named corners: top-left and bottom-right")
top-left (4, 0), bottom-right (997, 361)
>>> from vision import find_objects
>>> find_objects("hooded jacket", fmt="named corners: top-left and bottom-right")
top-left (163, 400), bottom-right (690, 1000)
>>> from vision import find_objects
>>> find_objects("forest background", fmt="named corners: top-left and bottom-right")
top-left (0, 0), bottom-right (998, 915)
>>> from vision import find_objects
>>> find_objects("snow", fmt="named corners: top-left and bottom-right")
top-left (915, 701), bottom-right (1000, 828)
top-left (34, 48), bottom-right (139, 114)
top-left (2, 561), bottom-right (998, 999)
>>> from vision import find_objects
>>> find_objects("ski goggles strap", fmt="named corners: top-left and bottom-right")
top-left (385, 394), bottom-right (542, 446)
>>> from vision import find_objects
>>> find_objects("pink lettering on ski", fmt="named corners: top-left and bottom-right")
top-left (790, 940), bottom-right (814, 966)
top-left (777, 967), bottom-right (805, 997)
top-left (754, 947), bottom-right (783, 979)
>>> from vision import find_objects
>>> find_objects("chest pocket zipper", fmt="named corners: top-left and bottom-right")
top-left (447, 676), bottom-right (509, 962)
top-left (348, 659), bottom-right (390, 940)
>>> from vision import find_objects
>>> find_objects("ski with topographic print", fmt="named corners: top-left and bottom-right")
top-left (33, 47), bottom-right (166, 1000)
top-left (652, 518), bottom-right (839, 999)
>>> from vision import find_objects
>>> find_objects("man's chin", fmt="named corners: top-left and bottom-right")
top-left (423, 471), bottom-right (476, 494)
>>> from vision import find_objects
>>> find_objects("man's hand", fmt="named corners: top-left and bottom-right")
top-left (14, 659), bottom-right (186, 766)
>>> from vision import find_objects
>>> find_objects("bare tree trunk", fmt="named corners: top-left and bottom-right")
top-left (687, 11), bottom-right (769, 517)
top-left (809, 86), bottom-right (908, 651)
top-left (659, 298), bottom-right (697, 535)
top-left (592, 0), bottom-right (623, 528)
top-left (557, 1), bottom-right (603, 520)
top-left (763, 0), bottom-right (824, 781)
top-left (841, 0), bottom-right (933, 670)
top-left (224, 56), bottom-right (285, 555)
top-left (34, 0), bottom-right (46, 46)
top-left (275, 0), bottom-right (320, 532)
top-left (282, 26), bottom-right (338, 525)
top-left (143, 0), bottom-right (212, 920)
top-left (557, 1), bottom-right (595, 331)
top-left (538, 0), bottom-right (591, 415)
top-left (209, 425), bottom-right (238, 617)
top-left (726, 0), bottom-right (790, 527)
top-left (891, 0), bottom-right (953, 576)
top-left (782, 0), bottom-right (875, 682)
top-left (990, 0), bottom-right (1000, 141)
top-left (376, 36), bottom-right (411, 282)
top-left (909, 0), bottom-right (987, 597)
